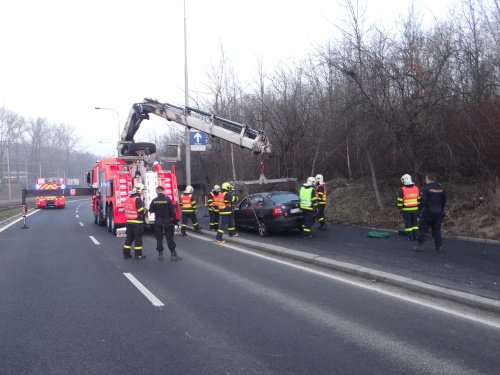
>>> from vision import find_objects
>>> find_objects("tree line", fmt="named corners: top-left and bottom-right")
top-left (0, 107), bottom-right (97, 190)
top-left (166, 0), bottom-right (499, 205)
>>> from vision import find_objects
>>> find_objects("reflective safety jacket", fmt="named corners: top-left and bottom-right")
top-left (216, 191), bottom-right (238, 215)
top-left (315, 183), bottom-right (327, 205)
top-left (299, 186), bottom-right (318, 211)
top-left (397, 185), bottom-right (420, 212)
top-left (208, 190), bottom-right (220, 212)
top-left (124, 195), bottom-right (145, 224)
top-left (181, 193), bottom-right (197, 213)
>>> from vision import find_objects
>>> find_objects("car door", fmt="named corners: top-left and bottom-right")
top-left (234, 197), bottom-right (250, 228)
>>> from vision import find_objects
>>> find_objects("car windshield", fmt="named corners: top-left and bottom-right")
top-left (267, 192), bottom-right (299, 204)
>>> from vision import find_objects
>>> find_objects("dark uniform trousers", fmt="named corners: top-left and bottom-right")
top-left (302, 209), bottom-right (315, 236)
top-left (316, 205), bottom-right (326, 226)
top-left (417, 209), bottom-right (443, 247)
top-left (402, 211), bottom-right (419, 240)
top-left (181, 211), bottom-right (199, 234)
top-left (124, 223), bottom-right (144, 256)
top-left (154, 218), bottom-right (176, 254)
top-left (216, 213), bottom-right (236, 240)
top-left (209, 209), bottom-right (219, 231)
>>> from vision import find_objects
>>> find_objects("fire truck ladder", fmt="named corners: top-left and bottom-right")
top-left (119, 98), bottom-right (271, 157)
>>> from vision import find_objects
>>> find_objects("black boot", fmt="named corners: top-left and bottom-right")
top-left (171, 252), bottom-right (183, 261)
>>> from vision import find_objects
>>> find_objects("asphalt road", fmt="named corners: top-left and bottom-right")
top-left (1, 200), bottom-right (500, 374)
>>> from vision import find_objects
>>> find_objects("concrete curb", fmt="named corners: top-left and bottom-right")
top-left (363, 226), bottom-right (500, 246)
top-left (196, 230), bottom-right (500, 315)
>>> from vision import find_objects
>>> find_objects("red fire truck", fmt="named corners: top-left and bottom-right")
top-left (35, 178), bottom-right (66, 209)
top-left (87, 155), bottom-right (180, 234)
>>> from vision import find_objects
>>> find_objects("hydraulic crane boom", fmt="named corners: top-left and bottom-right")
top-left (119, 98), bottom-right (271, 156)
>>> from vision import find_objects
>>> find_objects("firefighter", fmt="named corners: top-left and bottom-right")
top-left (214, 182), bottom-right (239, 243)
top-left (300, 177), bottom-right (318, 239)
top-left (315, 174), bottom-right (328, 230)
top-left (180, 185), bottom-right (201, 236)
top-left (123, 183), bottom-right (146, 259)
top-left (148, 186), bottom-right (182, 261)
top-left (397, 174), bottom-right (420, 241)
top-left (208, 184), bottom-right (221, 231)
top-left (414, 175), bottom-right (447, 252)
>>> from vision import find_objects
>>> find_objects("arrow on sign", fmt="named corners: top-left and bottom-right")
top-left (194, 132), bottom-right (202, 143)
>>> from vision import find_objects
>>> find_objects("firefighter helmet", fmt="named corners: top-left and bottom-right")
top-left (213, 184), bottom-right (221, 192)
top-left (305, 177), bottom-right (316, 186)
top-left (315, 174), bottom-right (324, 184)
top-left (401, 174), bottom-right (413, 186)
top-left (221, 182), bottom-right (232, 190)
top-left (185, 185), bottom-right (194, 194)
top-left (134, 183), bottom-right (144, 191)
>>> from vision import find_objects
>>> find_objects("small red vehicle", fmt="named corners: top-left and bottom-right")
top-left (35, 178), bottom-right (66, 209)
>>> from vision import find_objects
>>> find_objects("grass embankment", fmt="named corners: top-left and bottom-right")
top-left (326, 178), bottom-right (500, 240)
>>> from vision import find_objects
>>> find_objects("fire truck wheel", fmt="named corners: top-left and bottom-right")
top-left (107, 207), bottom-right (112, 232)
top-left (122, 142), bottom-right (156, 156)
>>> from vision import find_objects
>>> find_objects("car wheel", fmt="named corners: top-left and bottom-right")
top-left (257, 219), bottom-right (270, 236)
top-left (122, 142), bottom-right (156, 156)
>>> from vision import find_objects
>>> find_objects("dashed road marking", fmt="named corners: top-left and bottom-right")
top-left (89, 236), bottom-right (100, 245)
top-left (123, 273), bottom-right (164, 307)
top-left (79, 222), bottom-right (84, 227)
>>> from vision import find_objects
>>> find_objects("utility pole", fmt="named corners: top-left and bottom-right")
top-left (184, 0), bottom-right (191, 186)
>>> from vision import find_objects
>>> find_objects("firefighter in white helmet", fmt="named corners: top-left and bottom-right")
top-left (180, 185), bottom-right (201, 235)
top-left (123, 183), bottom-right (146, 259)
top-left (208, 184), bottom-right (221, 231)
top-left (397, 174), bottom-right (420, 241)
top-left (314, 174), bottom-right (328, 230)
top-left (299, 177), bottom-right (319, 238)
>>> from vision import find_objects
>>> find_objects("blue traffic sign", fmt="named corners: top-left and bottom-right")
top-left (190, 130), bottom-right (207, 145)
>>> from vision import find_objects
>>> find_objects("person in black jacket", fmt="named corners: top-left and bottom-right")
top-left (148, 186), bottom-right (182, 261)
top-left (414, 175), bottom-right (447, 252)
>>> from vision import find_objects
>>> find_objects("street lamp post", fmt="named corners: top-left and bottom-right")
top-left (94, 107), bottom-right (121, 142)
top-left (184, 0), bottom-right (191, 186)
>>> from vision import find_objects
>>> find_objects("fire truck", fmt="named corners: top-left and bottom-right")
top-left (35, 178), bottom-right (66, 209)
top-left (88, 98), bottom-right (272, 235)
top-left (88, 156), bottom-right (181, 234)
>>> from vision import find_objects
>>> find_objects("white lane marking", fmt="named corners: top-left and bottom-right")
top-left (75, 215), bottom-right (79, 218)
top-left (0, 210), bottom-right (40, 233)
top-left (123, 273), bottom-right (165, 307)
top-left (79, 222), bottom-right (84, 227)
top-left (89, 236), bottom-right (100, 245)
top-left (193, 234), bottom-right (500, 329)
top-left (184, 331), bottom-right (192, 339)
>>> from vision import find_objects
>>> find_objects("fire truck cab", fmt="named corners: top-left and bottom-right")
top-left (35, 178), bottom-right (66, 209)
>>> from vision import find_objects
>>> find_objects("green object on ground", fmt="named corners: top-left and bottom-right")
top-left (368, 231), bottom-right (390, 238)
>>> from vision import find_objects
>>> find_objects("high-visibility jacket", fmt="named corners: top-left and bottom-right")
top-left (181, 193), bottom-right (196, 212)
top-left (397, 185), bottom-right (420, 212)
top-left (212, 192), bottom-right (226, 212)
top-left (216, 191), bottom-right (238, 215)
top-left (208, 191), bottom-right (219, 212)
top-left (315, 183), bottom-right (327, 205)
top-left (124, 195), bottom-right (145, 223)
top-left (299, 186), bottom-right (317, 211)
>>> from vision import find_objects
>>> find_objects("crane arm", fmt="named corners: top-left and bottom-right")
top-left (120, 98), bottom-right (271, 156)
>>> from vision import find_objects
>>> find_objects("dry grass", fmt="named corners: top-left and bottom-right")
top-left (325, 178), bottom-right (500, 240)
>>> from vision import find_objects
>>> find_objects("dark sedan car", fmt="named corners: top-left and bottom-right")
top-left (233, 191), bottom-right (304, 236)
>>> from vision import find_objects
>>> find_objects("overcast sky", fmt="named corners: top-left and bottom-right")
top-left (0, 0), bottom-right (455, 157)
